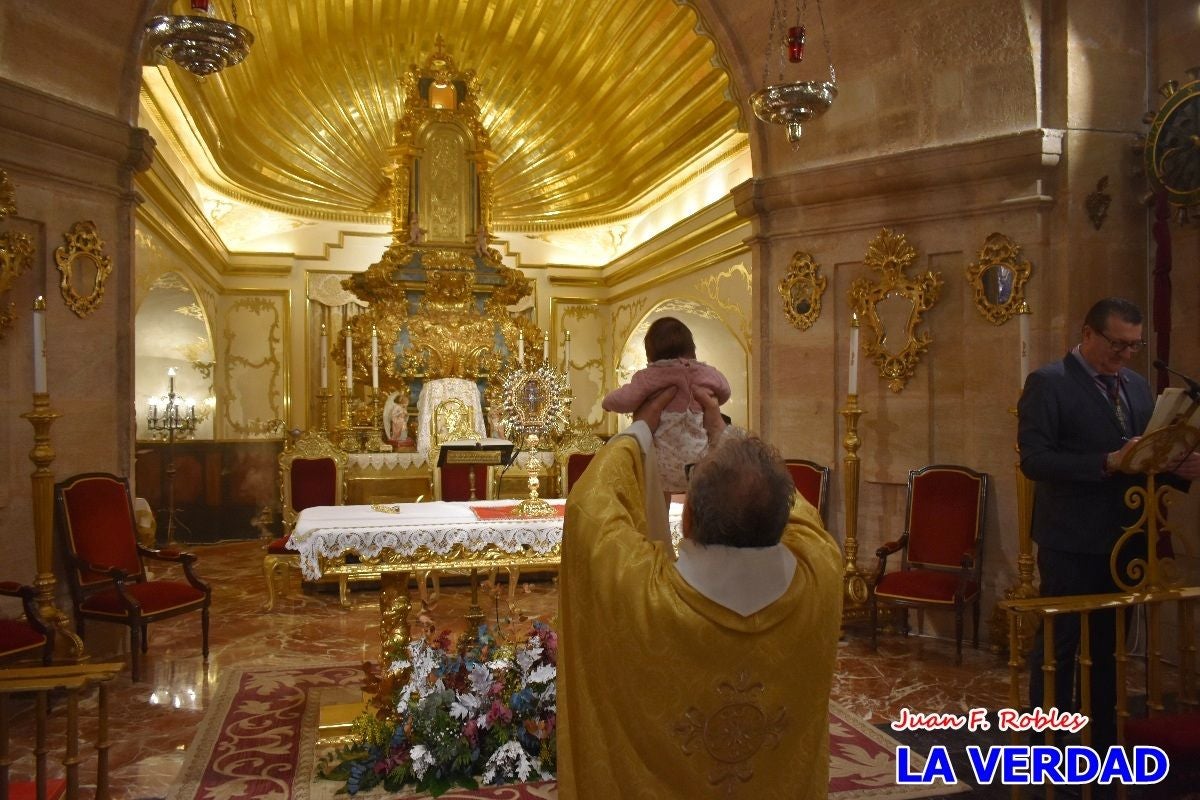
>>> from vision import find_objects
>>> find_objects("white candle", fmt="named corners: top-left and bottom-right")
top-left (1018, 310), bottom-right (1031, 392)
top-left (564, 330), bottom-right (572, 370)
top-left (168, 367), bottom-right (176, 396)
top-left (345, 327), bottom-right (353, 390)
top-left (370, 326), bottom-right (379, 389)
top-left (319, 325), bottom-right (329, 390)
top-left (518, 331), bottom-right (524, 362)
top-left (32, 297), bottom-right (47, 393)
top-left (848, 314), bottom-right (860, 396)
top-left (543, 331), bottom-right (549, 362)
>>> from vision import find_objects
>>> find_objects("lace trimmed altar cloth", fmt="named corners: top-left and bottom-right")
top-left (288, 500), bottom-right (683, 580)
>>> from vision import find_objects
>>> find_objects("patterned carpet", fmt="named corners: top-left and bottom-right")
top-left (167, 663), bottom-right (965, 800)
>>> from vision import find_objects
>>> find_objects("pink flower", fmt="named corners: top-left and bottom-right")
top-left (486, 699), bottom-right (513, 726)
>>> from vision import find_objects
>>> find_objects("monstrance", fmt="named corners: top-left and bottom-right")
top-left (497, 362), bottom-right (572, 517)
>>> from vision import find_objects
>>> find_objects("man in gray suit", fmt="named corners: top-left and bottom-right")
top-left (1019, 297), bottom-right (1199, 749)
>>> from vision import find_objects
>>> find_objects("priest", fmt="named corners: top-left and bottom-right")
top-left (558, 386), bottom-right (843, 798)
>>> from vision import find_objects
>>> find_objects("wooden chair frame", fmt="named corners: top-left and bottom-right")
top-left (870, 464), bottom-right (989, 665)
top-left (55, 473), bottom-right (211, 682)
top-left (784, 458), bottom-right (831, 525)
top-left (0, 582), bottom-right (54, 666)
top-left (265, 430), bottom-right (349, 610)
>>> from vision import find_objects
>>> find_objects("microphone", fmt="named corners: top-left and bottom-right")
top-left (1153, 359), bottom-right (1200, 401)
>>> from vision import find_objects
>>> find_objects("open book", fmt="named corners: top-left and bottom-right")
top-left (1122, 388), bottom-right (1200, 474)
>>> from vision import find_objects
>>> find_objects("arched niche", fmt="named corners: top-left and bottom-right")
top-left (615, 298), bottom-right (749, 427)
top-left (135, 273), bottom-right (216, 440)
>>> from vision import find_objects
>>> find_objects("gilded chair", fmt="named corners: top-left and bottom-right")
top-left (784, 458), bottom-right (831, 525)
top-left (55, 473), bottom-right (211, 682)
top-left (870, 464), bottom-right (989, 665)
top-left (0, 582), bottom-right (53, 666)
top-left (265, 429), bottom-right (349, 610)
top-left (430, 398), bottom-right (490, 502)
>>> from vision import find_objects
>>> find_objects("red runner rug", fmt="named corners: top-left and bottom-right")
top-left (169, 664), bottom-right (962, 800)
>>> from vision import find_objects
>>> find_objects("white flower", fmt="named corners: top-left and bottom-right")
top-left (516, 642), bottom-right (543, 673)
top-left (468, 662), bottom-right (493, 694)
top-left (481, 740), bottom-right (539, 784)
top-left (525, 663), bottom-right (555, 687)
top-left (450, 691), bottom-right (481, 719)
top-left (409, 744), bottom-right (435, 780)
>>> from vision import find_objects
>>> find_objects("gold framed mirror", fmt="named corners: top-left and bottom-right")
top-left (778, 249), bottom-right (827, 331)
top-left (0, 169), bottom-right (35, 339)
top-left (965, 232), bottom-right (1032, 325)
top-left (54, 221), bottom-right (113, 318)
top-left (848, 229), bottom-right (943, 393)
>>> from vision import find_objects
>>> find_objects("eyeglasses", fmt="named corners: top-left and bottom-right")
top-left (1096, 330), bottom-right (1147, 353)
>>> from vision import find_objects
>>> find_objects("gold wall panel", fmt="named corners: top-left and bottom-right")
top-left (220, 292), bottom-right (289, 438)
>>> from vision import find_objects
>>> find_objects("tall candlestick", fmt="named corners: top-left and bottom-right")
top-left (319, 324), bottom-right (329, 390)
top-left (345, 326), bottom-right (353, 390)
top-left (1018, 304), bottom-right (1031, 392)
top-left (370, 325), bottom-right (379, 389)
top-left (32, 296), bottom-right (47, 393)
top-left (848, 313), bottom-right (860, 396)
top-left (564, 330), bottom-right (572, 370)
top-left (168, 366), bottom-right (176, 396)
top-left (518, 331), bottom-right (525, 362)
top-left (543, 331), bottom-right (549, 362)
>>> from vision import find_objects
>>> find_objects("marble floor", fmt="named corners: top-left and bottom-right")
top-left (7, 539), bottom-right (1017, 799)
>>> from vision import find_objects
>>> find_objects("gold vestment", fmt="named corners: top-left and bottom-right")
top-left (558, 435), bottom-right (844, 799)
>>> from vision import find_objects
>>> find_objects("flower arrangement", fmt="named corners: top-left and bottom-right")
top-left (318, 622), bottom-right (558, 797)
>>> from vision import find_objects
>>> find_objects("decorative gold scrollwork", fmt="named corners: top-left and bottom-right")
top-left (778, 250), bottom-right (827, 331)
top-left (848, 229), bottom-right (943, 393)
top-left (966, 232), bottom-right (1032, 325)
top-left (54, 221), bottom-right (113, 318)
top-left (0, 169), bottom-right (35, 339)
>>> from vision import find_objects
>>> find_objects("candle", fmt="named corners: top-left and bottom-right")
top-left (543, 331), bottom-right (549, 362)
top-left (370, 325), bottom-right (379, 389)
top-left (319, 324), bottom-right (329, 390)
top-left (1018, 308), bottom-right (1031, 392)
top-left (150, 404), bottom-right (158, 424)
top-left (518, 331), bottom-right (524, 362)
top-left (32, 296), bottom-right (47, 393)
top-left (189, 404), bottom-right (195, 423)
top-left (168, 366), bottom-right (176, 396)
top-left (564, 330), bottom-right (572, 370)
top-left (848, 314), bottom-right (860, 396)
top-left (345, 326), bottom-right (353, 390)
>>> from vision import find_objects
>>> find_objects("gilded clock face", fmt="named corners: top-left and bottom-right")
top-left (1145, 79), bottom-right (1200, 206)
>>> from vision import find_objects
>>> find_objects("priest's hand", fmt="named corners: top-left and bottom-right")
top-left (633, 386), bottom-right (677, 432)
top-left (693, 387), bottom-right (727, 444)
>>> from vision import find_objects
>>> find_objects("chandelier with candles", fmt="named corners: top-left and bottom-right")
top-left (145, 0), bottom-right (254, 78)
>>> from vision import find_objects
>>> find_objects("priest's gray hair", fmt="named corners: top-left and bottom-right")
top-left (686, 431), bottom-right (796, 548)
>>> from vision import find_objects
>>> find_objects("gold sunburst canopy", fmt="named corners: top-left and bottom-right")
top-left (143, 0), bottom-right (743, 230)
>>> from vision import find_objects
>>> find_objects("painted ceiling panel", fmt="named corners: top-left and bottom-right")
top-left (145, 0), bottom-right (743, 229)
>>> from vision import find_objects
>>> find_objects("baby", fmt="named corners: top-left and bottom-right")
top-left (602, 317), bottom-right (731, 494)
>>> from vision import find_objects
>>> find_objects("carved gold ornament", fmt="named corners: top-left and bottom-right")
top-left (778, 250), bottom-right (827, 331)
top-left (673, 672), bottom-right (787, 792)
top-left (0, 169), bottom-right (35, 339)
top-left (965, 232), bottom-right (1032, 325)
top-left (498, 363), bottom-right (573, 443)
top-left (848, 229), bottom-right (943, 393)
top-left (54, 221), bottom-right (113, 318)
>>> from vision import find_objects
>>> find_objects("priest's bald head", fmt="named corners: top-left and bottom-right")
top-left (682, 432), bottom-right (796, 548)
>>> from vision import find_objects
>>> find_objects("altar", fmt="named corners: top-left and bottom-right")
top-left (289, 500), bottom-right (684, 664)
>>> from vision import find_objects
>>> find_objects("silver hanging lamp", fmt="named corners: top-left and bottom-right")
top-left (750, 0), bottom-right (837, 145)
top-left (145, 0), bottom-right (254, 78)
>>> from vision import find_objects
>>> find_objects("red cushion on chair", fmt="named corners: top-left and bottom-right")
top-left (59, 476), bottom-right (143, 585)
top-left (566, 453), bottom-right (595, 494)
top-left (267, 534), bottom-right (292, 554)
top-left (0, 619), bottom-right (46, 656)
top-left (1125, 712), bottom-right (1200, 758)
top-left (439, 464), bottom-right (489, 502)
top-left (80, 580), bottom-right (206, 617)
top-left (9, 778), bottom-right (66, 800)
top-left (786, 463), bottom-right (824, 511)
top-left (290, 458), bottom-right (337, 513)
top-left (875, 569), bottom-right (979, 605)
top-left (907, 470), bottom-right (983, 568)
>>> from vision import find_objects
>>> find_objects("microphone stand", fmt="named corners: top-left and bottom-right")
top-left (1153, 359), bottom-right (1200, 402)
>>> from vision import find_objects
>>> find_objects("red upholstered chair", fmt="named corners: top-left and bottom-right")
top-left (784, 458), bottom-right (831, 525)
top-left (560, 452), bottom-right (596, 498)
top-left (434, 464), bottom-right (492, 502)
top-left (0, 582), bottom-right (53, 666)
top-left (55, 473), bottom-right (210, 682)
top-left (870, 464), bottom-right (989, 665)
top-left (264, 430), bottom-right (348, 609)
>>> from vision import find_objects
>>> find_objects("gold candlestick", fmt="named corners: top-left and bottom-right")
top-left (315, 389), bottom-right (332, 434)
top-left (839, 393), bottom-right (871, 621)
top-left (22, 393), bottom-right (85, 660)
top-left (362, 387), bottom-right (387, 453)
top-left (989, 407), bottom-right (1039, 655)
top-left (336, 375), bottom-right (359, 451)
